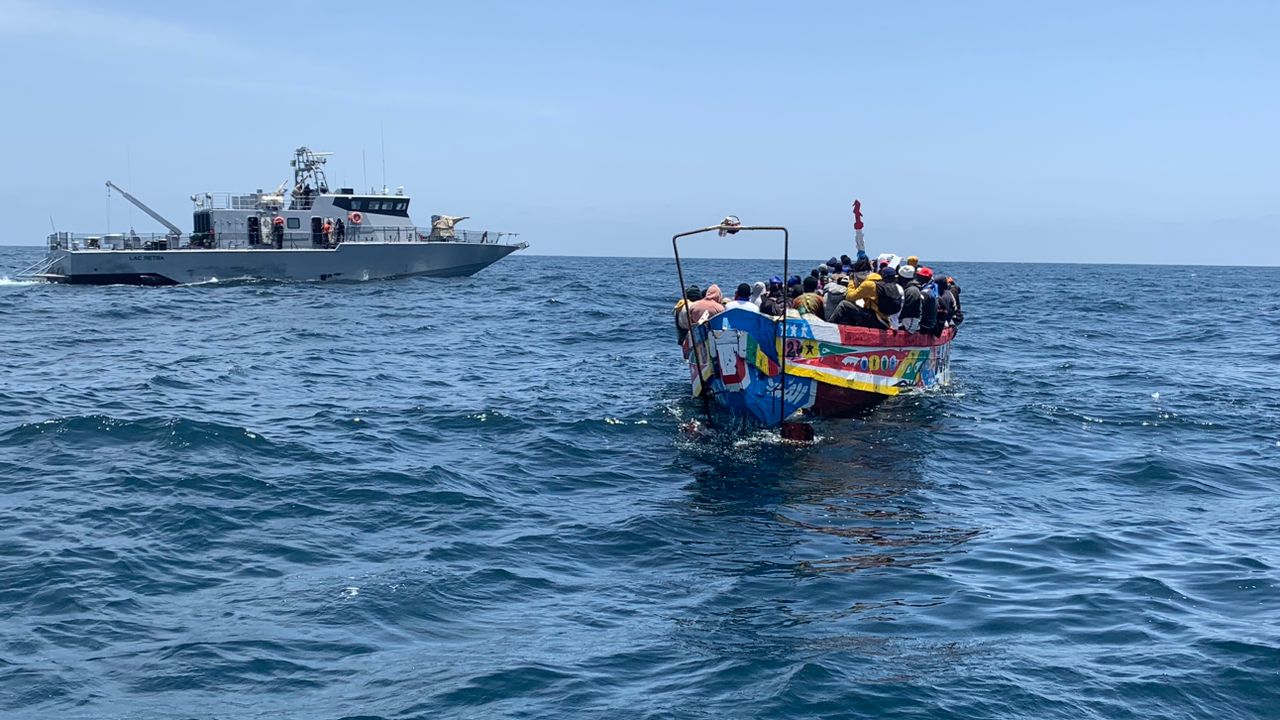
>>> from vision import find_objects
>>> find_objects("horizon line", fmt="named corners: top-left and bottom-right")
top-left (0, 244), bottom-right (1273, 268)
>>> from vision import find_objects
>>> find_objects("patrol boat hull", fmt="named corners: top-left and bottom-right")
top-left (684, 308), bottom-right (955, 427)
top-left (44, 241), bottom-right (521, 286)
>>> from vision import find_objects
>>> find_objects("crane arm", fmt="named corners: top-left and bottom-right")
top-left (106, 181), bottom-right (183, 237)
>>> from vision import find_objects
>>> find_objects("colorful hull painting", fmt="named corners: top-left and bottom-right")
top-left (683, 308), bottom-right (955, 426)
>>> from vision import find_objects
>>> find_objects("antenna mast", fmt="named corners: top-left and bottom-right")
top-left (289, 146), bottom-right (333, 209)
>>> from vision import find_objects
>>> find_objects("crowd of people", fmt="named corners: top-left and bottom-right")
top-left (674, 250), bottom-right (964, 343)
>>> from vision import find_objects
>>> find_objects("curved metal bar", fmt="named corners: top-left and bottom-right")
top-left (672, 224), bottom-right (791, 431)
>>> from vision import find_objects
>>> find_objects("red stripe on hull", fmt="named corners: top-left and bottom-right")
top-left (836, 325), bottom-right (955, 348)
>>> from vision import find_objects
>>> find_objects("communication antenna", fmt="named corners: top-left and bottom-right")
top-left (380, 123), bottom-right (387, 194)
top-left (362, 149), bottom-right (368, 192)
top-left (126, 144), bottom-right (134, 228)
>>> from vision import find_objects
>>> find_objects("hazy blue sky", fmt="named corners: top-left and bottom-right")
top-left (1, 1), bottom-right (1276, 263)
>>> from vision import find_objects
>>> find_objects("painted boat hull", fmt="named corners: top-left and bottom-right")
top-left (42, 241), bottom-right (522, 286)
top-left (684, 308), bottom-right (955, 427)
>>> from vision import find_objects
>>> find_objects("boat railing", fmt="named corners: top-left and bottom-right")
top-left (46, 226), bottom-right (519, 251)
top-left (191, 192), bottom-right (286, 211)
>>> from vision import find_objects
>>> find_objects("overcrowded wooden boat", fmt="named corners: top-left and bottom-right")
top-left (673, 212), bottom-right (957, 438)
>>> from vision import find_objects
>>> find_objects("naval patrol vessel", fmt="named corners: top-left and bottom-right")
top-left (26, 147), bottom-right (525, 285)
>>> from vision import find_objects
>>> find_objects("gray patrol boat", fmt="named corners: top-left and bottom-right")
top-left (27, 147), bottom-right (525, 285)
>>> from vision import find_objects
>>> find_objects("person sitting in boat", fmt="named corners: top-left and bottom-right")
top-left (850, 256), bottom-right (874, 285)
top-left (917, 267), bottom-right (939, 335)
top-left (748, 281), bottom-right (767, 308)
top-left (759, 277), bottom-right (787, 316)
top-left (673, 285), bottom-right (703, 342)
top-left (686, 284), bottom-right (726, 324)
top-left (898, 264), bottom-right (923, 332)
top-left (792, 276), bottom-right (826, 319)
top-left (936, 276), bottom-right (958, 329)
top-left (785, 276), bottom-right (804, 303)
top-left (831, 272), bottom-right (888, 328)
top-left (724, 283), bottom-right (760, 312)
top-left (945, 276), bottom-right (964, 326)
top-left (877, 265), bottom-right (905, 328)
top-left (822, 274), bottom-right (849, 320)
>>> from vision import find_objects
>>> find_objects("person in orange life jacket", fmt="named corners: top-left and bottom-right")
top-left (673, 285), bottom-right (703, 343)
top-left (686, 284), bottom-right (726, 324)
top-left (792, 276), bottom-right (825, 318)
top-left (724, 283), bottom-right (760, 312)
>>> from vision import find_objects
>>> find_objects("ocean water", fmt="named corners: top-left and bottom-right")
top-left (1, 245), bottom-right (1278, 719)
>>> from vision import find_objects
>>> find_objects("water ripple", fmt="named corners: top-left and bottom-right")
top-left (1, 249), bottom-right (1278, 718)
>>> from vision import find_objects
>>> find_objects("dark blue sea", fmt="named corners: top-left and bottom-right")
top-left (2, 246), bottom-right (1278, 719)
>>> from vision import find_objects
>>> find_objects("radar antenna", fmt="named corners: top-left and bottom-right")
top-left (289, 146), bottom-right (333, 210)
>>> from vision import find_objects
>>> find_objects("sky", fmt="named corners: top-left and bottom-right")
top-left (1, 0), bottom-right (1276, 263)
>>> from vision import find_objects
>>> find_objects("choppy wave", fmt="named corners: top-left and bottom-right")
top-left (1, 247), bottom-right (1278, 719)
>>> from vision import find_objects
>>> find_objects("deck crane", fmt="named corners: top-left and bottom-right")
top-left (105, 180), bottom-right (183, 239)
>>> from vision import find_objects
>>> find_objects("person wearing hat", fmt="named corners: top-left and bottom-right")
top-left (935, 276), bottom-right (957, 329)
top-left (831, 272), bottom-right (887, 328)
top-left (876, 265), bottom-right (905, 328)
top-left (673, 285), bottom-right (703, 342)
top-left (759, 278), bottom-right (786, 316)
top-left (945, 276), bottom-right (964, 326)
top-left (786, 275), bottom-right (804, 302)
top-left (897, 264), bottom-right (922, 332)
top-left (792, 276), bottom-right (826, 319)
top-left (687, 284), bottom-right (726, 325)
top-left (850, 256), bottom-right (874, 286)
top-left (748, 280), bottom-right (767, 308)
top-left (822, 273), bottom-right (849, 321)
top-left (906, 255), bottom-right (919, 268)
top-left (916, 267), bottom-right (939, 335)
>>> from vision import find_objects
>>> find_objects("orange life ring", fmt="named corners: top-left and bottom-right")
top-left (348, 211), bottom-right (363, 225)
top-left (272, 216), bottom-right (285, 226)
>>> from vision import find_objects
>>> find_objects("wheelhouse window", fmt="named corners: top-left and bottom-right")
top-left (286, 217), bottom-right (301, 229)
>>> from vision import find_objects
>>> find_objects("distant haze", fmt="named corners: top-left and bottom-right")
top-left (1, 1), bottom-right (1276, 264)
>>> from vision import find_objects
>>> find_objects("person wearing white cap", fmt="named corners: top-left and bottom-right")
top-left (897, 263), bottom-right (922, 332)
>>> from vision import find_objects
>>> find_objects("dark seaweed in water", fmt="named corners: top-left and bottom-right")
top-left (1, 248), bottom-right (1279, 719)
